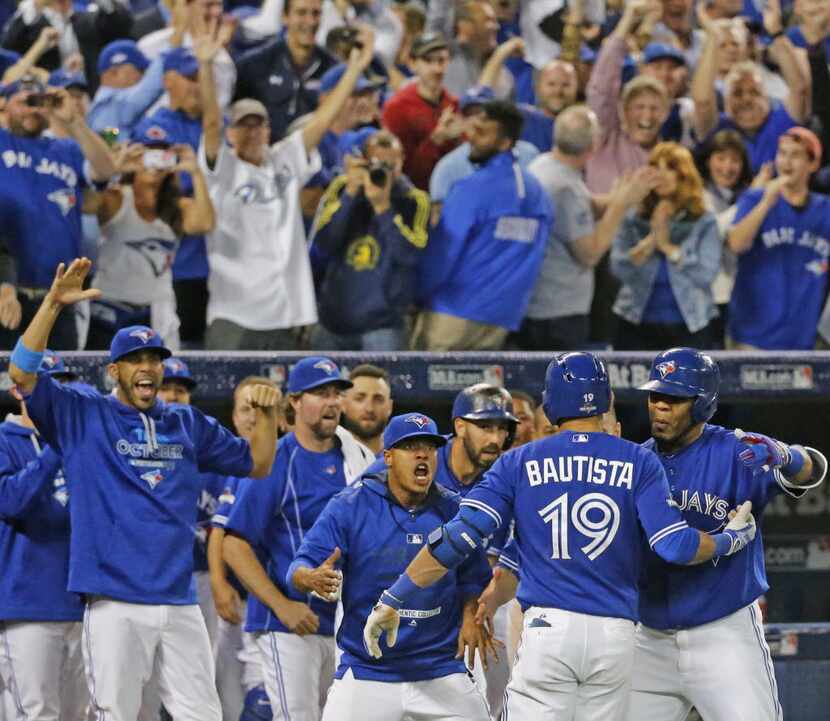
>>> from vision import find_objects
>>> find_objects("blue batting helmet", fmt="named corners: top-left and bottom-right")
top-left (452, 384), bottom-right (519, 449)
top-left (639, 347), bottom-right (720, 423)
top-left (543, 352), bottom-right (611, 425)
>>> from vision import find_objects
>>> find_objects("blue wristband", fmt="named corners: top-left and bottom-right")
top-left (713, 531), bottom-right (734, 557)
top-left (11, 339), bottom-right (43, 374)
top-left (781, 447), bottom-right (805, 478)
top-left (381, 574), bottom-right (420, 610)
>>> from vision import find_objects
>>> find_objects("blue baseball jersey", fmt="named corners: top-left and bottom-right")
top-left (209, 474), bottom-right (247, 597)
top-left (289, 472), bottom-right (491, 682)
top-left (0, 420), bottom-right (82, 622)
top-left (459, 432), bottom-right (692, 621)
top-left (0, 129), bottom-right (87, 288)
top-left (194, 472), bottom-right (226, 573)
top-left (639, 424), bottom-right (802, 630)
top-left (709, 104), bottom-right (796, 172)
top-left (729, 189), bottom-right (830, 349)
top-left (25, 377), bottom-right (254, 605)
top-left (224, 432), bottom-right (350, 635)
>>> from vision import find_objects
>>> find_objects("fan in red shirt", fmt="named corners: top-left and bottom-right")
top-left (381, 33), bottom-right (463, 190)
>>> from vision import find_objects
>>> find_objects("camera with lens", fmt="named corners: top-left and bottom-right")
top-left (25, 92), bottom-right (61, 108)
top-left (367, 159), bottom-right (393, 187)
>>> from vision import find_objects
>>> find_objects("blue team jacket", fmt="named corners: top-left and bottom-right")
top-left (288, 471), bottom-right (491, 682)
top-left (418, 151), bottom-right (554, 331)
top-left (0, 419), bottom-right (82, 621)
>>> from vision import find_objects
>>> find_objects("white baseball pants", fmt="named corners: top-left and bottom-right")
top-left (0, 620), bottom-right (90, 721)
top-left (504, 606), bottom-right (635, 721)
top-left (214, 607), bottom-right (264, 721)
top-left (471, 604), bottom-right (511, 719)
top-left (196, 571), bottom-right (219, 649)
top-left (625, 601), bottom-right (782, 721)
top-left (321, 669), bottom-right (491, 721)
top-left (82, 599), bottom-right (221, 721)
top-left (256, 632), bottom-right (335, 721)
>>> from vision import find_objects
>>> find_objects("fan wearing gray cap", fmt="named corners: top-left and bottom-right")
top-left (193, 25), bottom-right (378, 351)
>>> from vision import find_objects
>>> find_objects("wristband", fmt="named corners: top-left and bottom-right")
top-left (381, 573), bottom-right (420, 610)
top-left (11, 338), bottom-right (43, 374)
top-left (781, 446), bottom-right (805, 478)
top-left (713, 532), bottom-right (734, 557)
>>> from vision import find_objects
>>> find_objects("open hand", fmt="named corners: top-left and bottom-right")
top-left (0, 284), bottom-right (22, 330)
top-left (47, 259), bottom-right (101, 307)
top-left (363, 601), bottom-right (400, 659)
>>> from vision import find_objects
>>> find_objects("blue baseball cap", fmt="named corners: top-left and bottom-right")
top-left (459, 85), bottom-right (495, 112)
top-left (38, 349), bottom-right (78, 379)
top-left (109, 326), bottom-right (172, 363)
top-left (98, 39), bottom-right (149, 75)
top-left (319, 63), bottom-right (379, 94)
top-left (131, 115), bottom-right (175, 146)
top-left (162, 357), bottom-right (196, 389)
top-left (383, 413), bottom-right (447, 450)
top-left (286, 356), bottom-right (352, 394)
top-left (642, 42), bottom-right (686, 66)
top-left (1, 74), bottom-right (44, 98)
top-left (49, 69), bottom-right (88, 91)
top-left (163, 47), bottom-right (199, 78)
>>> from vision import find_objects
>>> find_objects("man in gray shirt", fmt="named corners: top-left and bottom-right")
top-left (519, 105), bottom-right (657, 350)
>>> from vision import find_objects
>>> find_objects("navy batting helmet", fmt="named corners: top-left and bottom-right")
top-left (639, 347), bottom-right (720, 423)
top-left (452, 384), bottom-right (519, 450)
top-left (543, 352), bottom-right (611, 425)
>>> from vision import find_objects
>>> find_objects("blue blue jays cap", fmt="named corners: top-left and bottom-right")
top-left (38, 349), bottom-right (78, 379)
top-left (98, 39), bottom-right (149, 75)
top-left (1, 74), bottom-right (44, 98)
top-left (109, 326), bottom-right (172, 363)
top-left (459, 85), bottom-right (495, 112)
top-left (319, 63), bottom-right (379, 94)
top-left (49, 69), bottom-right (89, 91)
top-left (383, 413), bottom-right (447, 450)
top-left (286, 356), bottom-right (352, 394)
top-left (642, 42), bottom-right (686, 66)
top-left (131, 115), bottom-right (175, 146)
top-left (162, 357), bottom-right (196, 389)
top-left (163, 47), bottom-right (199, 78)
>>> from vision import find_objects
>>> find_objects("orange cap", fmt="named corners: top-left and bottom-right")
top-left (782, 127), bottom-right (823, 170)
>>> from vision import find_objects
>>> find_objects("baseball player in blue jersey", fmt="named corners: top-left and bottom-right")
top-left (626, 347), bottom-right (827, 721)
top-left (288, 413), bottom-right (494, 721)
top-left (8, 259), bottom-right (281, 721)
top-left (222, 357), bottom-right (374, 721)
top-left (0, 351), bottom-right (91, 721)
top-left (364, 352), bottom-right (758, 721)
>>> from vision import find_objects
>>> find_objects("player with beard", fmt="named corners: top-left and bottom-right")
top-left (223, 356), bottom-right (374, 721)
top-left (341, 364), bottom-right (394, 456)
top-left (0, 75), bottom-right (115, 350)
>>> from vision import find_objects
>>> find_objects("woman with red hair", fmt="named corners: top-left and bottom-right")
top-left (611, 141), bottom-right (722, 350)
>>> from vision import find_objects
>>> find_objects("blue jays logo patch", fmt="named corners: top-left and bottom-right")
top-left (130, 328), bottom-right (155, 344)
top-left (41, 352), bottom-right (59, 368)
top-left (145, 125), bottom-right (167, 141)
top-left (313, 359), bottom-right (337, 375)
top-left (657, 360), bottom-right (677, 379)
top-left (141, 470), bottom-right (164, 489)
top-left (47, 188), bottom-right (76, 216)
top-left (407, 415), bottom-right (430, 429)
top-left (167, 359), bottom-right (186, 374)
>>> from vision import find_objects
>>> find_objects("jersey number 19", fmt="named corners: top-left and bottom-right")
top-left (539, 492), bottom-right (621, 561)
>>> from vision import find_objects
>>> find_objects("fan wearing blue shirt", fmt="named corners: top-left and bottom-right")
top-left (727, 128), bottom-right (830, 349)
top-left (288, 413), bottom-right (493, 721)
top-left (0, 75), bottom-right (116, 351)
top-left (0, 352), bottom-right (89, 721)
top-left (222, 357), bottom-right (374, 721)
top-left (364, 352), bottom-right (758, 721)
top-left (626, 347), bottom-right (826, 721)
top-left (8, 258), bottom-right (281, 721)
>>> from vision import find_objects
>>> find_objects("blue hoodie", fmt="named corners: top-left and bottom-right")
top-left (0, 418), bottom-right (82, 621)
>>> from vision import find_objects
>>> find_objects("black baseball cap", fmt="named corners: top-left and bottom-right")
top-left (411, 33), bottom-right (449, 59)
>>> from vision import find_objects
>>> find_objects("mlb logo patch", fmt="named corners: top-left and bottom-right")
top-left (141, 470), bottom-right (164, 489)
top-left (406, 533), bottom-right (424, 545)
top-left (407, 415), bottom-right (430, 429)
top-left (130, 328), bottom-right (155, 344)
top-left (571, 433), bottom-right (589, 443)
top-left (657, 360), bottom-right (677, 379)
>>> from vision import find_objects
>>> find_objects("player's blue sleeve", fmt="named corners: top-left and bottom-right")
top-left (459, 455), bottom-right (517, 534)
top-left (285, 493), bottom-right (350, 589)
top-left (635, 451), bottom-right (701, 565)
top-left (0, 442), bottom-right (62, 520)
top-left (24, 377), bottom-right (87, 453)
top-left (497, 537), bottom-right (519, 575)
top-left (211, 476), bottom-right (244, 528)
top-left (191, 407), bottom-right (254, 478)
top-left (224, 457), bottom-right (286, 546)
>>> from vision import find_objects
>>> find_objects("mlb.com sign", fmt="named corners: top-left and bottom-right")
top-left (427, 365), bottom-right (503, 391)
top-left (605, 362), bottom-right (650, 389)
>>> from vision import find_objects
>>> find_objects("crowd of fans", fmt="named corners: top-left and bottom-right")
top-left (0, 0), bottom-right (829, 353)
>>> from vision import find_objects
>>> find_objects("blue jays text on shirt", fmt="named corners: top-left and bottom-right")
top-left (3, 149), bottom-right (80, 214)
top-left (760, 226), bottom-right (830, 275)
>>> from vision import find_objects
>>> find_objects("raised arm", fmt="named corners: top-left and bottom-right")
top-left (193, 22), bottom-right (224, 169)
top-left (174, 145), bottom-right (216, 234)
top-left (244, 384), bottom-right (281, 478)
top-left (48, 89), bottom-right (116, 181)
top-left (2, 26), bottom-right (57, 84)
top-left (764, 0), bottom-right (810, 122)
top-left (478, 37), bottom-right (524, 90)
top-left (691, 3), bottom-right (720, 141)
top-left (8, 259), bottom-right (101, 395)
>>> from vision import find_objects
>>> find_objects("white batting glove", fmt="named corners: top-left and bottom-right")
top-left (722, 501), bottom-right (757, 556)
top-left (363, 600), bottom-right (400, 659)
